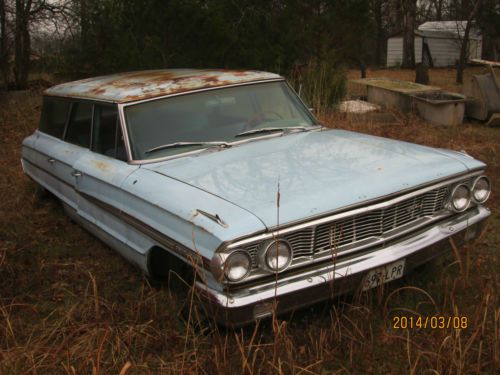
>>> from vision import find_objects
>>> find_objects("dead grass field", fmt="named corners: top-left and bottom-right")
top-left (0, 68), bottom-right (499, 374)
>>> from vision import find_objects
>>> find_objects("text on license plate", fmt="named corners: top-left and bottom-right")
top-left (362, 259), bottom-right (405, 291)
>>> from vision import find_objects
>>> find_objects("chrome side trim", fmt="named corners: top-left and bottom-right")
top-left (22, 157), bottom-right (207, 269)
top-left (22, 157), bottom-right (73, 189)
top-left (78, 192), bottom-right (209, 269)
top-left (61, 202), bottom-right (149, 272)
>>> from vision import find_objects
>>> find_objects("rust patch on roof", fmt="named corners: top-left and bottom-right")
top-left (91, 88), bottom-right (106, 95)
top-left (45, 69), bottom-right (282, 103)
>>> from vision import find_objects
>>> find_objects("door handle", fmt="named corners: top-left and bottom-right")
top-left (47, 158), bottom-right (56, 164)
top-left (71, 171), bottom-right (82, 177)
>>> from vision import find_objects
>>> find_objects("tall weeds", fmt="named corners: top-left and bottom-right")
top-left (1, 72), bottom-right (498, 374)
top-left (289, 59), bottom-right (346, 117)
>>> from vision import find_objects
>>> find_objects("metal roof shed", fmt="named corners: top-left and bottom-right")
top-left (386, 21), bottom-right (482, 68)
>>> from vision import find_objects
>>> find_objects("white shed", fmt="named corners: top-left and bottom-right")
top-left (386, 21), bottom-right (482, 68)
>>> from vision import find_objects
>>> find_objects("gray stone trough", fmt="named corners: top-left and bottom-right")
top-left (352, 78), bottom-right (440, 112)
top-left (411, 91), bottom-right (466, 126)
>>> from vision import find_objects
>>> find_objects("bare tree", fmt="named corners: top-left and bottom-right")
top-left (456, 0), bottom-right (481, 84)
top-left (13, 0), bottom-right (32, 89)
top-left (10, 0), bottom-right (72, 89)
top-left (372, 0), bottom-right (388, 66)
top-left (432, 0), bottom-right (445, 20)
top-left (400, 0), bottom-right (417, 68)
top-left (0, 0), bottom-right (9, 87)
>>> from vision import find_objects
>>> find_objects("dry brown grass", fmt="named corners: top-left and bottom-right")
top-left (0, 69), bottom-right (499, 374)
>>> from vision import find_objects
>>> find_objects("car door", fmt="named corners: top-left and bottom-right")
top-left (24, 98), bottom-right (89, 210)
top-left (72, 103), bottom-right (138, 249)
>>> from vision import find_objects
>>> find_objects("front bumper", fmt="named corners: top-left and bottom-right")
top-left (195, 206), bottom-right (490, 326)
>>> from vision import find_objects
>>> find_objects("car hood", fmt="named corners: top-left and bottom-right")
top-left (144, 129), bottom-right (484, 229)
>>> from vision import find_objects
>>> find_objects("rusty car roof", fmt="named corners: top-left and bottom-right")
top-left (44, 69), bottom-right (283, 103)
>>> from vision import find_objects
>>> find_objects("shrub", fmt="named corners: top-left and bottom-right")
top-left (289, 59), bottom-right (346, 116)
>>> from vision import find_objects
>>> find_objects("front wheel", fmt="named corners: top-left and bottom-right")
top-left (32, 181), bottom-right (51, 200)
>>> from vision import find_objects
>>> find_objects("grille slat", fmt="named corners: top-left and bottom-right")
top-left (245, 185), bottom-right (449, 267)
top-left (314, 186), bottom-right (448, 253)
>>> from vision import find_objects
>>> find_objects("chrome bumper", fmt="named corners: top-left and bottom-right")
top-left (195, 206), bottom-right (490, 326)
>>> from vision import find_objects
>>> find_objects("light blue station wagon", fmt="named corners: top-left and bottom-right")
top-left (21, 70), bottom-right (491, 325)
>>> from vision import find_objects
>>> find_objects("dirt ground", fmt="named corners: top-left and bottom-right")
top-left (0, 68), bottom-right (498, 374)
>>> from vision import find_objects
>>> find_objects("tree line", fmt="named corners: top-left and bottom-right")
top-left (0, 0), bottom-right (498, 90)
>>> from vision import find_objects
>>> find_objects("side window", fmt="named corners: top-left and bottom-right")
top-left (92, 104), bottom-right (127, 161)
top-left (65, 102), bottom-right (92, 148)
top-left (39, 97), bottom-right (70, 138)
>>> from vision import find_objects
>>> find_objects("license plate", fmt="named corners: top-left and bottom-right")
top-left (362, 259), bottom-right (405, 291)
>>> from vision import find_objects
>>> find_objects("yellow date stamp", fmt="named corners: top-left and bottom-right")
top-left (392, 316), bottom-right (468, 329)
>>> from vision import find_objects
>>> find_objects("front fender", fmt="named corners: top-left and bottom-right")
top-left (120, 168), bottom-right (267, 263)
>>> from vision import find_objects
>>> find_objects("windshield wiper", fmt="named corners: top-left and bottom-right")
top-left (235, 125), bottom-right (321, 138)
top-left (145, 141), bottom-right (231, 155)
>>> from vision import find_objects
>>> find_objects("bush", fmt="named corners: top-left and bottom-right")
top-left (289, 59), bottom-right (346, 116)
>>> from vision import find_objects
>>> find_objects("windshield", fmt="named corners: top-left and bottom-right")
top-left (124, 81), bottom-right (317, 160)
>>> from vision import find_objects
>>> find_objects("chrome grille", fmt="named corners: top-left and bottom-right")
top-left (284, 228), bottom-right (315, 258)
top-left (245, 243), bottom-right (260, 268)
top-left (244, 185), bottom-right (449, 267)
top-left (314, 186), bottom-right (448, 253)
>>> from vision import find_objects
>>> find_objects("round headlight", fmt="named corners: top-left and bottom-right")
top-left (472, 176), bottom-right (491, 203)
top-left (223, 251), bottom-right (251, 282)
top-left (450, 184), bottom-right (471, 212)
top-left (263, 239), bottom-right (292, 272)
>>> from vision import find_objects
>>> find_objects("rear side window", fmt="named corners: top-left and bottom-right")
top-left (92, 104), bottom-right (127, 161)
top-left (39, 97), bottom-right (70, 138)
top-left (65, 102), bottom-right (92, 148)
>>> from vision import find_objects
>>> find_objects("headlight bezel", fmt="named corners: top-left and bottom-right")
top-left (260, 238), bottom-right (293, 272)
top-left (449, 183), bottom-right (472, 212)
top-left (471, 175), bottom-right (491, 204)
top-left (223, 250), bottom-right (252, 282)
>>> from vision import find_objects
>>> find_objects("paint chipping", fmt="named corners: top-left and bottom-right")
top-left (91, 160), bottom-right (111, 172)
top-left (194, 223), bottom-right (212, 235)
top-left (45, 69), bottom-right (282, 103)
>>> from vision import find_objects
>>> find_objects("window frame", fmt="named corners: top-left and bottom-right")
top-left (41, 79), bottom-right (316, 165)
top-left (118, 78), bottom-right (318, 165)
top-left (38, 96), bottom-right (73, 140)
top-left (63, 101), bottom-right (95, 149)
top-left (39, 95), bottom-right (130, 162)
top-left (91, 103), bottom-right (126, 160)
